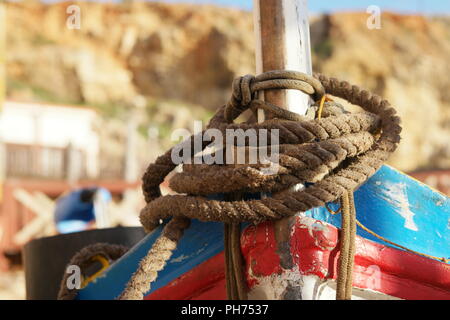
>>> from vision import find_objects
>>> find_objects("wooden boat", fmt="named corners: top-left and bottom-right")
top-left (28, 0), bottom-right (450, 300)
top-left (76, 165), bottom-right (450, 300)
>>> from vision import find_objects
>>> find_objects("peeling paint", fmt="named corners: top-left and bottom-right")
top-left (247, 266), bottom-right (303, 300)
top-left (172, 254), bottom-right (190, 263)
top-left (378, 182), bottom-right (419, 231)
top-left (294, 214), bottom-right (334, 250)
top-left (172, 244), bottom-right (207, 263)
top-left (248, 271), bottom-right (400, 300)
top-left (295, 214), bottom-right (329, 234)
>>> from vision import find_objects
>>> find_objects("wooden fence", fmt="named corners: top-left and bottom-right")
top-left (5, 143), bottom-right (87, 180)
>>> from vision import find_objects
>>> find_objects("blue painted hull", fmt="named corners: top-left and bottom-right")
top-left (77, 165), bottom-right (450, 300)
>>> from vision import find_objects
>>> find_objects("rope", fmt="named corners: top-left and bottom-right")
top-left (324, 200), bottom-right (449, 264)
top-left (140, 74), bottom-right (400, 227)
top-left (114, 70), bottom-right (403, 300)
top-left (325, 194), bottom-right (448, 300)
top-left (118, 217), bottom-right (190, 300)
top-left (317, 95), bottom-right (333, 120)
top-left (58, 70), bottom-right (403, 300)
top-left (59, 70), bottom-right (446, 300)
top-left (224, 222), bottom-right (248, 300)
top-left (355, 219), bottom-right (449, 264)
top-left (58, 243), bottom-right (128, 300)
top-left (335, 191), bottom-right (356, 300)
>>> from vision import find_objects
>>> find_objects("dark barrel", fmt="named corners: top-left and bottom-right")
top-left (23, 227), bottom-right (146, 300)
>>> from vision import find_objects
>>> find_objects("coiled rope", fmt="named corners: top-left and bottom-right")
top-left (58, 243), bottom-right (128, 300)
top-left (118, 71), bottom-right (403, 300)
top-left (59, 70), bottom-right (449, 300)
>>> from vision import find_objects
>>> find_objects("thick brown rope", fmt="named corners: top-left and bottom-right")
top-left (335, 191), bottom-right (357, 300)
top-left (58, 243), bottom-right (128, 300)
top-left (140, 76), bottom-right (400, 229)
top-left (118, 71), bottom-right (402, 300)
top-left (224, 222), bottom-right (248, 300)
top-left (325, 198), bottom-right (450, 266)
top-left (118, 217), bottom-right (190, 300)
top-left (60, 70), bottom-right (446, 300)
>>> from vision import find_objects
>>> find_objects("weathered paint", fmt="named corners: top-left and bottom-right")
top-left (243, 217), bottom-right (450, 300)
top-left (377, 182), bottom-right (418, 231)
top-left (77, 220), bottom-right (225, 300)
top-left (145, 252), bottom-right (227, 300)
top-left (248, 274), bottom-right (400, 300)
top-left (144, 215), bottom-right (449, 300)
top-left (308, 165), bottom-right (450, 261)
top-left (77, 165), bottom-right (450, 299)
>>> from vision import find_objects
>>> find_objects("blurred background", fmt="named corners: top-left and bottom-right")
top-left (0, 0), bottom-right (449, 299)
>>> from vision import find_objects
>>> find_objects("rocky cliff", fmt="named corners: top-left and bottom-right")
top-left (5, 1), bottom-right (450, 172)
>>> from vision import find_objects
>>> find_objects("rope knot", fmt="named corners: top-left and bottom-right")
top-left (224, 70), bottom-right (326, 123)
top-left (238, 74), bottom-right (255, 107)
top-left (224, 74), bottom-right (255, 122)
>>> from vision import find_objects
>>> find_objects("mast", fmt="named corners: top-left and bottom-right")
top-left (252, 0), bottom-right (313, 297)
top-left (253, 0), bottom-right (312, 117)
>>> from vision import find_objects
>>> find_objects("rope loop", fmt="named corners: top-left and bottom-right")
top-left (225, 70), bottom-right (325, 123)
top-left (58, 243), bottom-right (129, 300)
top-left (60, 71), bottom-right (447, 302)
top-left (141, 72), bottom-right (401, 228)
top-left (105, 71), bottom-right (407, 300)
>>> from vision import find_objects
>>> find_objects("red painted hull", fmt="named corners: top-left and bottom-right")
top-left (146, 217), bottom-right (450, 300)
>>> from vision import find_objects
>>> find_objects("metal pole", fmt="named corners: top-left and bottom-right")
top-left (253, 0), bottom-right (312, 117)
top-left (252, 0), bottom-right (313, 297)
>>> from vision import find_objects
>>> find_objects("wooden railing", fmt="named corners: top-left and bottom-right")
top-left (5, 143), bottom-right (86, 180)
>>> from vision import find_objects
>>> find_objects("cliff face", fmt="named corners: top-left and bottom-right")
top-left (5, 2), bottom-right (450, 172)
top-left (312, 13), bottom-right (450, 171)
top-left (6, 1), bottom-right (255, 108)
